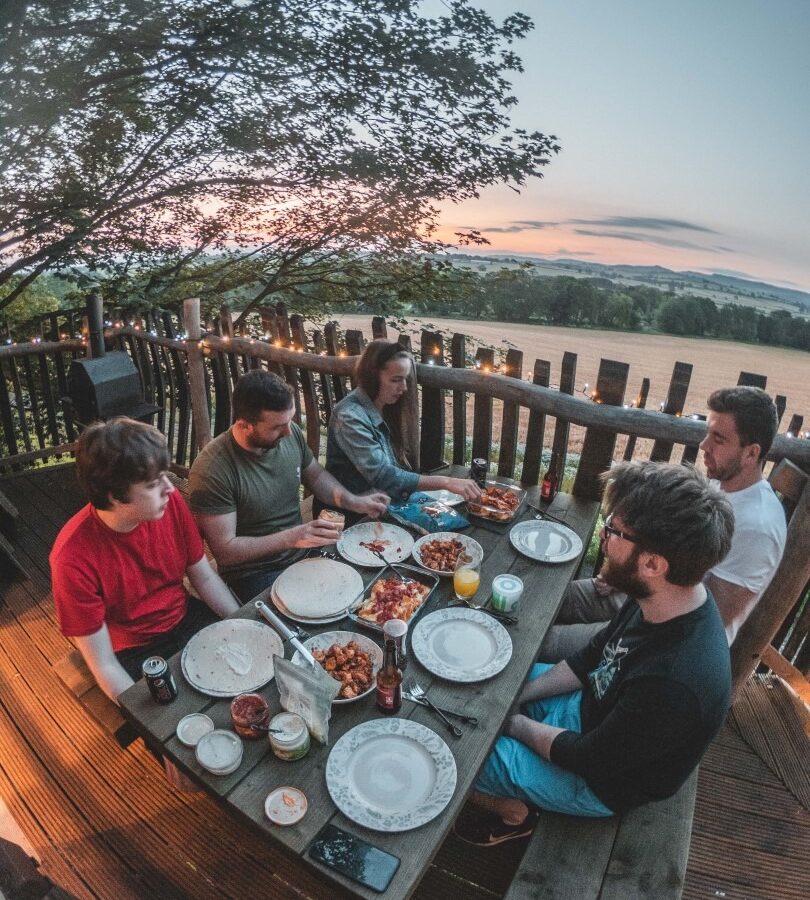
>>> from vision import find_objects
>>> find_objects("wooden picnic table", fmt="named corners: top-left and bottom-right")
top-left (119, 476), bottom-right (600, 899)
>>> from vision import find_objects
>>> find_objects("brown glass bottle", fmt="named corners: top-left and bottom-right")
top-left (376, 637), bottom-right (402, 715)
top-left (541, 450), bottom-right (559, 503)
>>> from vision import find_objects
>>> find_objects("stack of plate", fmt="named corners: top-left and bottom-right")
top-left (270, 557), bottom-right (365, 624)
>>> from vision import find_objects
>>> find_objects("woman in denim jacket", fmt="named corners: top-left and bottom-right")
top-left (324, 340), bottom-right (481, 522)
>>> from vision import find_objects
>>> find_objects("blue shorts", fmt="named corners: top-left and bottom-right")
top-left (475, 664), bottom-right (613, 817)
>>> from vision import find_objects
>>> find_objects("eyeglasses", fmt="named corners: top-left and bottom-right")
top-left (601, 513), bottom-right (642, 545)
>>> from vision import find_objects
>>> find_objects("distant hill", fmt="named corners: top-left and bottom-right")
top-left (449, 253), bottom-right (810, 314)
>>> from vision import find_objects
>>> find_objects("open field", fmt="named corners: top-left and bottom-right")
top-left (333, 315), bottom-right (809, 457)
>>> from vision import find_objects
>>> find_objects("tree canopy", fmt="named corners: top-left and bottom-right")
top-left (0, 0), bottom-right (559, 317)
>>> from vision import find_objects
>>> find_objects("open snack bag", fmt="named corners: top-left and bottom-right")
top-left (274, 655), bottom-right (340, 744)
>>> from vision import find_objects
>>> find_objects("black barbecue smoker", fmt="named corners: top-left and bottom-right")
top-left (64, 294), bottom-right (161, 428)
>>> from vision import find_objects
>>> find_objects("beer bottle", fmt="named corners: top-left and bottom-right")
top-left (376, 637), bottom-right (403, 715)
top-left (541, 450), bottom-right (559, 503)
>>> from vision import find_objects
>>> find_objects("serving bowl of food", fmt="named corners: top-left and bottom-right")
top-left (411, 532), bottom-right (484, 577)
top-left (291, 631), bottom-right (383, 703)
top-left (466, 481), bottom-right (526, 523)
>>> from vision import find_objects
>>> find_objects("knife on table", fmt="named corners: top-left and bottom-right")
top-left (254, 599), bottom-right (318, 667)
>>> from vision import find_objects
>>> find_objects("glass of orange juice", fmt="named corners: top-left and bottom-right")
top-left (453, 555), bottom-right (482, 606)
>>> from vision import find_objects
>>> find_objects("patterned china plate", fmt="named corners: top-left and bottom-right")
top-left (411, 608), bottom-right (512, 683)
top-left (326, 719), bottom-right (457, 832)
top-left (509, 519), bottom-right (583, 563)
top-left (291, 630), bottom-right (383, 704)
top-left (411, 531), bottom-right (483, 578)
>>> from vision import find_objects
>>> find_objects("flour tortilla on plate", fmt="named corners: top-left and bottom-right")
top-left (181, 619), bottom-right (283, 697)
top-left (272, 558), bottom-right (364, 618)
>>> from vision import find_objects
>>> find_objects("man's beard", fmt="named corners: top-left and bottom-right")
top-left (704, 451), bottom-right (744, 484)
top-left (602, 546), bottom-right (651, 600)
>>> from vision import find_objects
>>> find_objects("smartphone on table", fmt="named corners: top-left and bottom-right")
top-left (308, 823), bottom-right (401, 893)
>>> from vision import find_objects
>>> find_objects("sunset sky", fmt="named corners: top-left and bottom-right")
top-left (437, 0), bottom-right (810, 292)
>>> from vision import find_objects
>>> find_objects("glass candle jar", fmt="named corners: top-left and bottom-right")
top-left (269, 712), bottom-right (311, 761)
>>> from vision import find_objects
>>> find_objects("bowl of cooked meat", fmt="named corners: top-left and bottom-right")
top-left (411, 532), bottom-right (484, 576)
top-left (291, 631), bottom-right (383, 703)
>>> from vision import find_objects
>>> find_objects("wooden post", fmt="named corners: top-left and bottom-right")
top-left (623, 377), bottom-right (650, 461)
top-left (87, 292), bottom-right (105, 359)
top-left (550, 351), bottom-right (577, 484)
top-left (450, 333), bottom-right (467, 466)
top-left (472, 347), bottom-right (495, 465)
top-left (572, 359), bottom-right (629, 500)
top-left (775, 394), bottom-right (786, 426)
top-left (730, 477), bottom-right (810, 697)
top-left (419, 330), bottom-right (446, 471)
top-left (291, 315), bottom-right (321, 458)
top-left (497, 348), bottom-right (524, 479)
top-left (324, 322), bottom-right (347, 401)
top-left (786, 414), bottom-right (803, 438)
top-left (737, 371), bottom-right (767, 389)
top-left (650, 362), bottom-right (693, 462)
top-left (182, 297), bottom-right (212, 451)
top-left (520, 359), bottom-right (551, 486)
top-left (371, 316), bottom-right (388, 340)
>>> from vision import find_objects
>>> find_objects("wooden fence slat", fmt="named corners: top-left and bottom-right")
top-left (144, 311), bottom-right (166, 435)
top-left (520, 359), bottom-right (551, 486)
top-left (371, 316), bottom-right (388, 339)
top-left (450, 333), bottom-right (467, 467)
top-left (290, 315), bottom-right (320, 458)
top-left (259, 307), bottom-right (284, 377)
top-left (0, 361), bottom-right (19, 457)
top-left (550, 351), bottom-right (577, 485)
top-left (49, 314), bottom-right (76, 441)
top-left (497, 348), bottom-right (523, 479)
top-left (312, 330), bottom-right (334, 424)
top-left (324, 322), bottom-right (347, 402)
top-left (786, 414), bottom-right (803, 438)
top-left (419, 331), bottom-right (446, 472)
top-left (397, 333), bottom-right (412, 352)
top-left (276, 303), bottom-right (302, 423)
top-left (650, 361), bottom-right (693, 462)
top-left (182, 298), bottom-right (212, 453)
top-left (623, 377), bottom-right (650, 461)
top-left (37, 354), bottom-right (60, 446)
top-left (471, 348), bottom-right (495, 465)
top-left (161, 311), bottom-right (190, 465)
top-left (775, 394), bottom-right (787, 426)
top-left (738, 371), bottom-right (767, 389)
top-left (9, 357), bottom-right (33, 453)
top-left (219, 305), bottom-right (241, 388)
top-left (573, 358), bottom-right (630, 501)
top-left (211, 319), bottom-right (233, 436)
top-left (21, 354), bottom-right (46, 449)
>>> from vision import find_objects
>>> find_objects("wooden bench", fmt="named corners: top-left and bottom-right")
top-left (506, 772), bottom-right (697, 900)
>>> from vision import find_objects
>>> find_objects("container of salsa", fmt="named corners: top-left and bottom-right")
top-left (230, 692), bottom-right (270, 739)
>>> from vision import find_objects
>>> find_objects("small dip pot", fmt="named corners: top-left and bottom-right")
top-left (195, 729), bottom-right (244, 775)
top-left (176, 713), bottom-right (215, 748)
top-left (268, 712), bottom-right (310, 761)
top-left (265, 786), bottom-right (307, 825)
top-left (230, 692), bottom-right (270, 739)
top-left (491, 574), bottom-right (524, 612)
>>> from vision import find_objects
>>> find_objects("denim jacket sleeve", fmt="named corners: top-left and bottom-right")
top-left (331, 404), bottom-right (420, 500)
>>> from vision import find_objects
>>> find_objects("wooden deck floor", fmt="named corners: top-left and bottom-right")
top-left (1, 465), bottom-right (808, 900)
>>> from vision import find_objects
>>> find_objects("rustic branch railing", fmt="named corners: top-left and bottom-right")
top-left (1, 302), bottom-right (809, 682)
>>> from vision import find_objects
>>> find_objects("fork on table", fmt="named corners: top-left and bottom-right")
top-left (403, 679), bottom-right (466, 735)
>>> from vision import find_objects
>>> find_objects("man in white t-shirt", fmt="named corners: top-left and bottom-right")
top-left (541, 386), bottom-right (787, 656)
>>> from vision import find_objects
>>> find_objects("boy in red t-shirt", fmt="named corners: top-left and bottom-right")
top-left (51, 418), bottom-right (240, 703)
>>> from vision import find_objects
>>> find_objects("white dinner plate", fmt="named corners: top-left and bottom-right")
top-left (181, 619), bottom-right (283, 697)
top-left (509, 519), bottom-right (583, 563)
top-left (411, 608), bottom-right (512, 682)
top-left (337, 522), bottom-right (414, 567)
top-left (291, 630), bottom-right (383, 704)
top-left (411, 532), bottom-right (483, 577)
top-left (419, 489), bottom-right (465, 507)
top-left (272, 558), bottom-right (364, 618)
top-left (270, 584), bottom-right (349, 625)
top-left (326, 719), bottom-right (457, 832)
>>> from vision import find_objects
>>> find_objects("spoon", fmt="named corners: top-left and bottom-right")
top-left (250, 723), bottom-right (285, 734)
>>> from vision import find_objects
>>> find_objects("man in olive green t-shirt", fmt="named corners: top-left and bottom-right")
top-left (188, 370), bottom-right (389, 601)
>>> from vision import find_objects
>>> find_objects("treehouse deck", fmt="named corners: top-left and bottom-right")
top-left (0, 464), bottom-right (807, 899)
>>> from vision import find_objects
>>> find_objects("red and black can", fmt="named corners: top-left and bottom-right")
top-left (470, 457), bottom-right (488, 488)
top-left (142, 656), bottom-right (178, 704)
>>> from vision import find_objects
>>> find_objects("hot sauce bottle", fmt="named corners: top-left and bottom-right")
top-left (376, 637), bottom-right (402, 715)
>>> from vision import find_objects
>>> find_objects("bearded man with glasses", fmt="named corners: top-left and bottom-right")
top-left (455, 461), bottom-right (734, 846)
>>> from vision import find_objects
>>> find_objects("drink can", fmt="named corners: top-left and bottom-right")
top-left (470, 457), bottom-right (488, 488)
top-left (491, 574), bottom-right (524, 612)
top-left (142, 656), bottom-right (178, 704)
